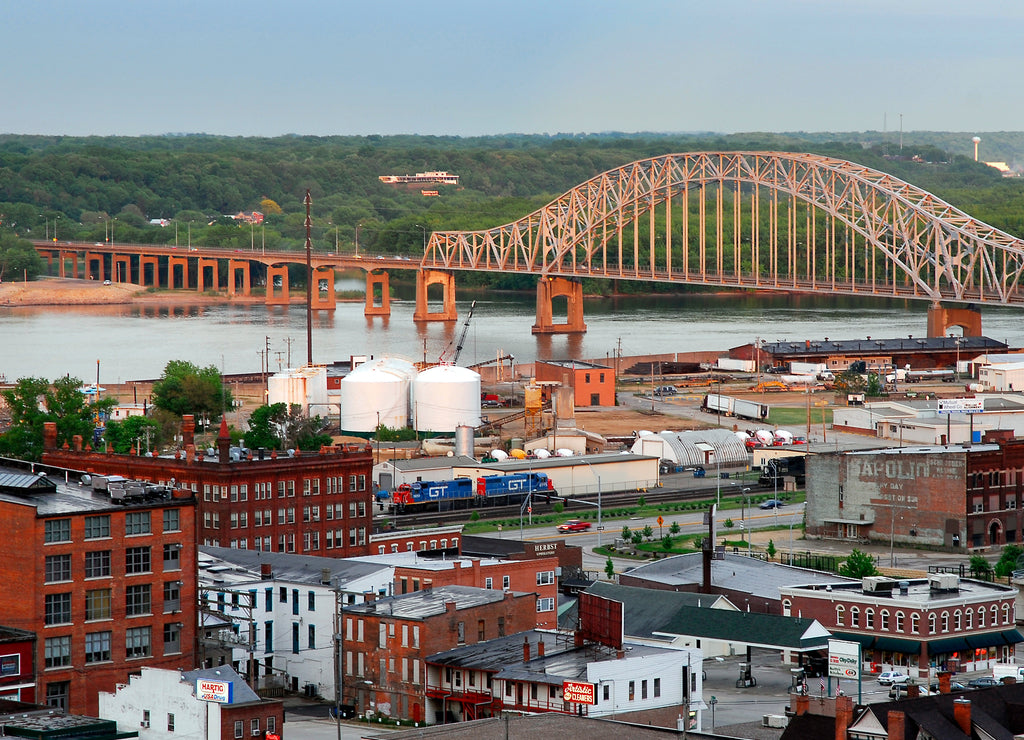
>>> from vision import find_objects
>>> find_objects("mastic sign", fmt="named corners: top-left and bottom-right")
top-left (563, 680), bottom-right (596, 704)
top-left (828, 639), bottom-right (860, 680)
top-left (197, 678), bottom-right (233, 703)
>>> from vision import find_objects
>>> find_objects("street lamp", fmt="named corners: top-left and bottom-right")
top-left (415, 224), bottom-right (427, 253)
top-left (742, 487), bottom-right (751, 555)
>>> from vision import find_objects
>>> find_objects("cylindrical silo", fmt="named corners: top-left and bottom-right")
top-left (412, 365), bottom-right (481, 433)
top-left (454, 425), bottom-right (475, 457)
top-left (339, 357), bottom-right (417, 434)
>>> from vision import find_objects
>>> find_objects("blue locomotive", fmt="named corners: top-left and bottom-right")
top-left (388, 472), bottom-right (554, 513)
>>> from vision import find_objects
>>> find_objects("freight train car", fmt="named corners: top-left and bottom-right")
top-left (388, 472), bottom-right (554, 513)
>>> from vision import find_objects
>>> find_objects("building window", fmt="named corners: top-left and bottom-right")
top-left (941, 612), bottom-right (949, 632)
top-left (503, 575), bottom-right (510, 590)
top-left (642, 679), bottom-right (648, 700)
top-left (126, 546), bottom-right (151, 574)
top-left (45, 593), bottom-right (71, 625)
top-left (308, 624), bottom-right (316, 649)
top-left (167, 713), bottom-right (175, 732)
top-left (485, 577), bottom-right (493, 589)
top-left (85, 631), bottom-right (111, 663)
top-left (163, 509), bottom-right (180, 532)
top-left (894, 611), bottom-right (904, 632)
top-left (85, 550), bottom-right (111, 579)
top-left (126, 584), bottom-right (151, 616)
top-left (164, 543), bottom-right (181, 570)
top-left (308, 591), bottom-right (316, 611)
top-left (85, 588), bottom-right (112, 621)
top-left (992, 605), bottom-right (999, 625)
top-left (125, 511), bottom-right (151, 535)
top-left (865, 608), bottom-right (874, 629)
top-left (126, 626), bottom-right (151, 659)
top-left (911, 613), bottom-right (920, 634)
top-left (967, 609), bottom-right (974, 629)
top-left (928, 613), bottom-right (937, 633)
top-left (164, 622), bottom-right (181, 654)
top-left (264, 622), bottom-right (274, 652)
top-left (954, 610), bottom-right (962, 631)
top-left (880, 610), bottom-right (890, 631)
top-left (84, 515), bottom-right (111, 539)
top-left (251, 719), bottom-right (260, 736)
top-left (267, 717), bottom-right (275, 733)
top-left (537, 598), bottom-right (555, 612)
top-left (234, 721), bottom-right (244, 739)
top-left (44, 636), bottom-right (72, 668)
top-left (44, 519), bottom-right (71, 544)
top-left (1004, 603), bottom-right (1012, 624)
top-left (654, 677), bottom-right (661, 697)
top-left (537, 570), bottom-right (555, 586)
top-left (835, 605), bottom-right (845, 626)
top-left (849, 607), bottom-right (859, 628)
top-left (45, 681), bottom-right (69, 712)
top-left (628, 681), bottom-right (635, 701)
top-left (45, 554), bottom-right (71, 583)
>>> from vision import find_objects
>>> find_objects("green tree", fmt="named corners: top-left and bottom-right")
top-left (970, 554), bottom-right (994, 580)
top-left (0, 376), bottom-right (115, 460)
top-left (0, 232), bottom-right (44, 281)
top-left (766, 539), bottom-right (777, 560)
top-left (838, 549), bottom-right (879, 578)
top-left (104, 415), bottom-right (160, 454)
top-left (865, 373), bottom-right (885, 397)
top-left (621, 525), bottom-right (632, 542)
top-left (604, 558), bottom-right (615, 580)
top-left (670, 521), bottom-right (680, 535)
top-left (661, 535), bottom-right (674, 551)
top-left (833, 370), bottom-right (866, 395)
top-left (642, 525), bottom-right (654, 541)
top-left (631, 532), bottom-right (643, 546)
top-left (244, 403), bottom-right (288, 449)
top-left (724, 518), bottom-right (735, 529)
top-left (244, 403), bottom-right (332, 451)
top-left (994, 544), bottom-right (1024, 578)
top-left (637, 494), bottom-right (646, 508)
top-left (151, 360), bottom-right (232, 421)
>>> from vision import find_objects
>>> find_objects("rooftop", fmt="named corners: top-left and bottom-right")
top-left (181, 665), bottom-right (262, 704)
top-left (761, 335), bottom-right (1007, 356)
top-left (199, 545), bottom-right (389, 590)
top-left (0, 465), bottom-right (189, 516)
top-left (537, 359), bottom-right (613, 370)
top-left (342, 585), bottom-right (528, 620)
top-left (362, 712), bottom-right (695, 740)
top-left (783, 576), bottom-right (1016, 604)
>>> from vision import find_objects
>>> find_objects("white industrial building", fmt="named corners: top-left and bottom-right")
top-left (629, 428), bottom-right (749, 469)
top-left (832, 394), bottom-right (1024, 445)
top-left (980, 362), bottom-right (1024, 392)
top-left (451, 452), bottom-right (659, 498)
top-left (267, 365), bottom-right (328, 414)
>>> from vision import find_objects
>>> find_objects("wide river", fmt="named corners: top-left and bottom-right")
top-left (3, 283), bottom-right (1024, 384)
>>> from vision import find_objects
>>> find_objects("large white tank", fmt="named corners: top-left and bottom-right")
top-left (339, 357), bottom-right (417, 433)
top-left (412, 365), bottom-right (481, 433)
top-left (268, 366), bottom-right (328, 414)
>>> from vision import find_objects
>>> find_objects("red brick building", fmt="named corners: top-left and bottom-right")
top-left (0, 466), bottom-right (197, 715)
top-left (392, 557), bottom-right (560, 629)
top-left (0, 627), bottom-right (36, 703)
top-left (780, 575), bottom-right (1020, 677)
top-left (341, 585), bottom-right (537, 723)
top-left (534, 360), bottom-right (615, 407)
top-left (41, 417), bottom-right (374, 557)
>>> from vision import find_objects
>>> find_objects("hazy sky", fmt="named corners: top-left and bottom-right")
top-left (4, 1), bottom-right (1022, 137)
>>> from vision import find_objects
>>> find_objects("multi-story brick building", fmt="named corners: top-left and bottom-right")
top-left (534, 360), bottom-right (615, 408)
top-left (341, 585), bottom-right (537, 723)
top-left (0, 626), bottom-right (36, 703)
top-left (0, 465), bottom-right (197, 715)
top-left (392, 556), bottom-right (561, 629)
top-left (806, 439), bottom-right (1024, 550)
top-left (40, 417), bottom-right (374, 557)
top-left (780, 574), bottom-right (1020, 677)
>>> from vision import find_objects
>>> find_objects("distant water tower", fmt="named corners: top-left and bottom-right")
top-left (973, 136), bottom-right (982, 161)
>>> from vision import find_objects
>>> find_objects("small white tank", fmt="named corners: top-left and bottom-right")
top-left (339, 357), bottom-right (417, 433)
top-left (412, 365), bottom-right (481, 433)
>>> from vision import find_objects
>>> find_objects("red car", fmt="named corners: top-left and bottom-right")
top-left (558, 520), bottom-right (592, 533)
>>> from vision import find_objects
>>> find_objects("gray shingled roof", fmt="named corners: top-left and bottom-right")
top-left (200, 545), bottom-right (388, 588)
top-left (343, 585), bottom-right (527, 620)
top-left (182, 665), bottom-right (261, 704)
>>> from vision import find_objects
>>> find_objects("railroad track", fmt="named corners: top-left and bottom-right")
top-left (379, 482), bottom-right (770, 529)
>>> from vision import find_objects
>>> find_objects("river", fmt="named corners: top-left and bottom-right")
top-left (3, 284), bottom-right (1023, 384)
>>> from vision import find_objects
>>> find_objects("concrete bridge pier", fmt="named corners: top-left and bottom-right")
top-left (265, 265), bottom-right (290, 305)
top-left (532, 276), bottom-right (587, 334)
top-left (311, 267), bottom-right (336, 310)
top-left (228, 259), bottom-right (251, 297)
top-left (168, 255), bottom-right (189, 289)
top-left (58, 250), bottom-right (78, 279)
top-left (113, 255), bottom-right (131, 284)
top-left (85, 252), bottom-right (105, 281)
top-left (197, 257), bottom-right (220, 292)
top-left (927, 302), bottom-right (982, 337)
top-left (413, 269), bottom-right (457, 322)
top-left (364, 271), bottom-right (391, 317)
top-left (140, 255), bottom-right (159, 286)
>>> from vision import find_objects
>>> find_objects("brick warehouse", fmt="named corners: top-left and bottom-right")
top-left (0, 466), bottom-right (197, 716)
top-left (341, 585), bottom-right (538, 723)
top-left (41, 416), bottom-right (374, 558)
top-left (806, 438), bottom-right (1024, 550)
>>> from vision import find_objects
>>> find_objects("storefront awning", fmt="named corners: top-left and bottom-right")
top-left (927, 636), bottom-right (971, 655)
top-left (830, 632), bottom-right (875, 650)
top-left (965, 630), bottom-right (1024, 650)
top-left (822, 516), bottom-right (876, 525)
top-left (873, 636), bottom-right (921, 654)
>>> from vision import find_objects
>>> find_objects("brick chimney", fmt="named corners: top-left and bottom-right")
top-left (538, 640), bottom-right (545, 657)
top-left (261, 563), bottom-right (273, 580)
top-left (795, 694), bottom-right (810, 716)
top-left (887, 710), bottom-right (905, 740)
top-left (181, 415), bottom-right (195, 447)
top-left (906, 683), bottom-right (920, 699)
top-left (444, 599), bottom-right (455, 613)
top-left (72, 434), bottom-right (83, 452)
top-left (834, 695), bottom-right (854, 740)
top-left (43, 422), bottom-right (58, 450)
top-left (217, 418), bottom-right (230, 461)
top-left (938, 671), bottom-right (951, 694)
top-left (523, 636), bottom-right (530, 662)
top-left (953, 699), bottom-right (971, 735)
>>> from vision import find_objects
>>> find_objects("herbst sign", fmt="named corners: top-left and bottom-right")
top-left (563, 680), bottom-right (595, 704)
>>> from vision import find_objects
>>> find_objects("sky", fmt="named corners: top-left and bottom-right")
top-left (4, 1), bottom-right (1024, 138)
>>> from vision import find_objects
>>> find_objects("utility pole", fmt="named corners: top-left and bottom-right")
top-left (304, 189), bottom-right (313, 367)
top-left (284, 337), bottom-right (294, 369)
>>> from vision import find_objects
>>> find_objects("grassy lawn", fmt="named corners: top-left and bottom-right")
top-left (767, 406), bottom-right (833, 425)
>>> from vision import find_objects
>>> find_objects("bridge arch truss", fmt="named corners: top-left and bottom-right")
top-left (425, 152), bottom-right (1024, 306)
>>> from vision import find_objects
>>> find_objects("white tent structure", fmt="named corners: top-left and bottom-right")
top-left (629, 428), bottom-right (749, 467)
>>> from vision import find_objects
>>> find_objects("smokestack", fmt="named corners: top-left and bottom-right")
top-left (43, 422), bottom-right (58, 450)
top-left (538, 640), bottom-right (545, 657)
top-left (217, 418), bottom-right (230, 461)
top-left (938, 671), bottom-right (951, 694)
top-left (834, 695), bottom-right (853, 740)
top-left (523, 636), bottom-right (530, 663)
top-left (795, 694), bottom-right (809, 716)
top-left (261, 563), bottom-right (273, 580)
top-left (953, 699), bottom-right (971, 735)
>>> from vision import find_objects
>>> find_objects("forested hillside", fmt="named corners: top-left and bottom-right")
top-left (3, 130), bottom-right (1024, 288)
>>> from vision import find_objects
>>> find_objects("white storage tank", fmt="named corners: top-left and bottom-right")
top-left (339, 357), bottom-right (417, 433)
top-left (267, 366), bottom-right (328, 414)
top-left (412, 365), bottom-right (481, 433)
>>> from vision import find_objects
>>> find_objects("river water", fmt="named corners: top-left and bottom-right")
top-left (3, 284), bottom-right (1023, 384)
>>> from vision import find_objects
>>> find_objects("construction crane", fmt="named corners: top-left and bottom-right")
top-left (439, 300), bottom-right (476, 364)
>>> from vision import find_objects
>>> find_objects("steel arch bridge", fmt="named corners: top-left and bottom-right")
top-left (424, 151), bottom-right (1024, 333)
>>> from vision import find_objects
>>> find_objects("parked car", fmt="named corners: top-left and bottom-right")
top-left (692, 466), bottom-right (706, 478)
top-left (889, 684), bottom-right (933, 699)
top-left (759, 499), bottom-right (785, 509)
top-left (481, 399), bottom-right (501, 408)
top-left (967, 677), bottom-right (1001, 689)
top-left (929, 681), bottom-right (967, 693)
top-left (557, 520), bottom-right (592, 533)
top-left (877, 671), bottom-right (909, 686)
